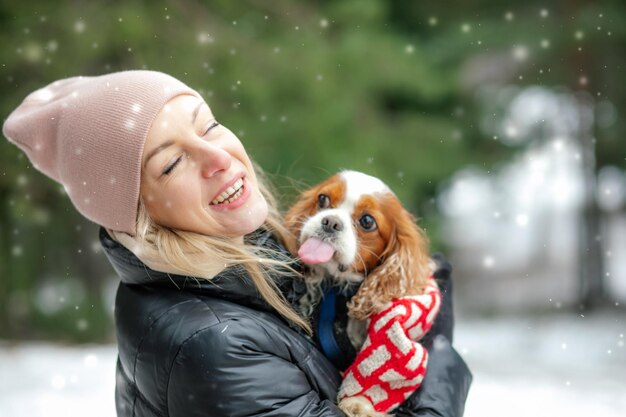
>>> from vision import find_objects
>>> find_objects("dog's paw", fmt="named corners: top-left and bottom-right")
top-left (338, 397), bottom-right (390, 417)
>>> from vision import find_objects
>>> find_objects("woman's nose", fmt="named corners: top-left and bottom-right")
top-left (195, 143), bottom-right (231, 178)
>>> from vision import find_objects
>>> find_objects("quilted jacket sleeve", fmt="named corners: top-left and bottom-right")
top-left (393, 335), bottom-right (472, 417)
top-left (393, 254), bottom-right (473, 417)
top-left (167, 316), bottom-right (345, 417)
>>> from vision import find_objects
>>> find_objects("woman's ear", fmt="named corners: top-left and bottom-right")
top-left (348, 199), bottom-right (431, 320)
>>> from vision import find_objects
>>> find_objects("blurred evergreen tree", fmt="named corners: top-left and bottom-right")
top-left (0, 0), bottom-right (623, 340)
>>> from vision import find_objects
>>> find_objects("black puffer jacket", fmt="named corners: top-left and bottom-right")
top-left (100, 227), bottom-right (472, 416)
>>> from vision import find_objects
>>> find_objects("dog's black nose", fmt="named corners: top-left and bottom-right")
top-left (322, 215), bottom-right (343, 233)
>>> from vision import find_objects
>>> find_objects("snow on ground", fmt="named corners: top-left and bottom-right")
top-left (0, 344), bottom-right (116, 417)
top-left (456, 311), bottom-right (626, 417)
top-left (1, 312), bottom-right (624, 417)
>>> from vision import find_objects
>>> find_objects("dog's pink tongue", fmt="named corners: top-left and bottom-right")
top-left (298, 238), bottom-right (335, 264)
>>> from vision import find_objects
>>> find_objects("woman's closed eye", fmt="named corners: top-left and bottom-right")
top-left (202, 120), bottom-right (220, 136)
top-left (160, 121), bottom-right (220, 177)
top-left (162, 155), bottom-right (183, 176)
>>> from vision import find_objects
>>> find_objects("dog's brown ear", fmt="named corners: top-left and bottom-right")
top-left (348, 199), bottom-right (431, 320)
top-left (283, 187), bottom-right (319, 255)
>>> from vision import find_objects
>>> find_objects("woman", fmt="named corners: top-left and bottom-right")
top-left (3, 70), bottom-right (472, 416)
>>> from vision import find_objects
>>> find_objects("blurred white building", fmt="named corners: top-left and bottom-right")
top-left (438, 86), bottom-right (626, 314)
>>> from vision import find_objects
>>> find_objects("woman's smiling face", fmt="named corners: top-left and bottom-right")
top-left (140, 94), bottom-right (268, 237)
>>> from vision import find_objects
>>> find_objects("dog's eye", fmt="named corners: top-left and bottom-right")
top-left (358, 214), bottom-right (377, 231)
top-left (317, 194), bottom-right (330, 209)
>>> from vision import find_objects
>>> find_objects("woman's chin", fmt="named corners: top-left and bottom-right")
top-left (229, 192), bottom-right (268, 237)
top-left (244, 197), bottom-right (269, 234)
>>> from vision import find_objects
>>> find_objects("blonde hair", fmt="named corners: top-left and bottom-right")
top-left (133, 163), bottom-right (311, 335)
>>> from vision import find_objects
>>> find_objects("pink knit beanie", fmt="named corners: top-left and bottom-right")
top-left (2, 70), bottom-right (200, 235)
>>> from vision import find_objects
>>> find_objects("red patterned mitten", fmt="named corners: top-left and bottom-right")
top-left (338, 278), bottom-right (441, 413)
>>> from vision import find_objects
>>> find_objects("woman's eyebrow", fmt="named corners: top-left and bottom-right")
top-left (191, 101), bottom-right (204, 125)
top-left (143, 140), bottom-right (175, 169)
top-left (143, 100), bottom-right (206, 169)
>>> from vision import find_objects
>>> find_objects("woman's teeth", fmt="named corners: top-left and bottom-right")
top-left (211, 178), bottom-right (244, 205)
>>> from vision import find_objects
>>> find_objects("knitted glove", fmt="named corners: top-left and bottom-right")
top-left (338, 278), bottom-right (441, 413)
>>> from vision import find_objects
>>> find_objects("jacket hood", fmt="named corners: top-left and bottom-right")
top-left (99, 227), bottom-right (307, 314)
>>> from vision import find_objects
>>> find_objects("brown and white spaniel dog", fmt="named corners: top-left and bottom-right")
top-left (285, 170), bottom-right (433, 322)
top-left (285, 170), bottom-right (437, 416)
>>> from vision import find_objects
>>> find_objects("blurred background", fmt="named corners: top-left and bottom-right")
top-left (0, 1), bottom-right (624, 416)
